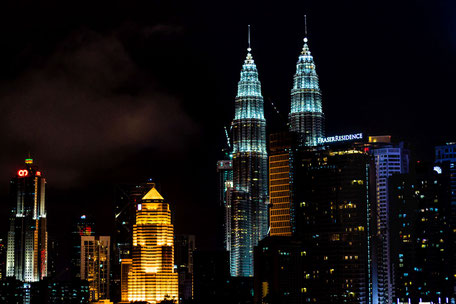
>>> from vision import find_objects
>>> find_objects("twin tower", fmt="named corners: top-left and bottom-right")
top-left (230, 26), bottom-right (324, 277)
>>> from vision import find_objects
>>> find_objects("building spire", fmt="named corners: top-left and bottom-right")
top-left (247, 24), bottom-right (251, 52)
top-left (302, 15), bottom-right (310, 54)
top-left (304, 14), bottom-right (308, 38)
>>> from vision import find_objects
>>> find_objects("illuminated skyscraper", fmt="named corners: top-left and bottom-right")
top-left (128, 184), bottom-right (178, 303)
top-left (289, 25), bottom-right (324, 146)
top-left (80, 235), bottom-right (110, 301)
top-left (230, 27), bottom-right (268, 277)
top-left (6, 158), bottom-right (47, 282)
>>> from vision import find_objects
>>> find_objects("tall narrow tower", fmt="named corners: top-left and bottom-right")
top-left (289, 19), bottom-right (325, 146)
top-left (128, 184), bottom-right (178, 303)
top-left (6, 157), bottom-right (48, 282)
top-left (230, 26), bottom-right (268, 277)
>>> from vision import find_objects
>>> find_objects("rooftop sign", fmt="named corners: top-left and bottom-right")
top-left (317, 133), bottom-right (363, 145)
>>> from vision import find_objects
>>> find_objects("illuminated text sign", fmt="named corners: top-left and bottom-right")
top-left (317, 133), bottom-right (363, 145)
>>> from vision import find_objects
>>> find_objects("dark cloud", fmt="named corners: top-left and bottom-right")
top-left (0, 27), bottom-right (199, 186)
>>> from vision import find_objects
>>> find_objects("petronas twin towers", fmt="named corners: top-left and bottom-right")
top-left (229, 25), bottom-right (324, 277)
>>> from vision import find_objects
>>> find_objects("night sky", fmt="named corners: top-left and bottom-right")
top-left (0, 0), bottom-right (455, 257)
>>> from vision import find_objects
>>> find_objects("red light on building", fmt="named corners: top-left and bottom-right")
top-left (18, 170), bottom-right (28, 177)
top-left (80, 226), bottom-right (92, 236)
top-left (36, 171), bottom-right (41, 176)
top-left (364, 147), bottom-right (370, 152)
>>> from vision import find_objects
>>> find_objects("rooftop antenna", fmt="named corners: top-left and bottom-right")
top-left (248, 24), bottom-right (251, 51)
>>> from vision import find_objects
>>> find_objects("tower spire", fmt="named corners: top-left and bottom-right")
top-left (304, 15), bottom-right (308, 43)
top-left (304, 14), bottom-right (308, 37)
top-left (247, 24), bottom-right (251, 52)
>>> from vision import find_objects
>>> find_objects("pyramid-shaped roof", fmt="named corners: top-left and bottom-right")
top-left (142, 186), bottom-right (164, 201)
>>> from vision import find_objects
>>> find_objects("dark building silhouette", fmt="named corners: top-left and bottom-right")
top-left (175, 234), bottom-right (195, 303)
top-left (194, 249), bottom-right (253, 304)
top-left (389, 161), bottom-right (454, 302)
top-left (254, 236), bottom-right (306, 304)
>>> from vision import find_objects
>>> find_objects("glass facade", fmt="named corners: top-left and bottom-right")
top-left (231, 46), bottom-right (268, 277)
top-left (289, 37), bottom-right (325, 147)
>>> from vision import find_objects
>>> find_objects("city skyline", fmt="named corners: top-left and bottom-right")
top-left (1, 1), bottom-right (455, 251)
top-left (0, 3), bottom-right (455, 303)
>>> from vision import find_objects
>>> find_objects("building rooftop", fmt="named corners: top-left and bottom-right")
top-left (142, 186), bottom-right (164, 201)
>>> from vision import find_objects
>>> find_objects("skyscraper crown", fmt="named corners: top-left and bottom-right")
top-left (288, 19), bottom-right (325, 146)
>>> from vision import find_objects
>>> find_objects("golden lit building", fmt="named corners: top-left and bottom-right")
top-left (128, 185), bottom-right (178, 303)
top-left (269, 132), bottom-right (293, 236)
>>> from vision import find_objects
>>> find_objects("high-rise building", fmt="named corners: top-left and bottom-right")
top-left (230, 28), bottom-right (268, 277)
top-left (80, 235), bottom-right (110, 301)
top-left (292, 145), bottom-right (378, 304)
top-left (175, 234), bottom-right (196, 303)
top-left (269, 132), bottom-right (294, 236)
top-left (6, 158), bottom-right (48, 282)
top-left (389, 162), bottom-right (454, 302)
top-left (288, 31), bottom-right (324, 147)
top-left (367, 136), bottom-right (410, 304)
top-left (217, 160), bottom-right (233, 251)
top-left (127, 184), bottom-right (178, 303)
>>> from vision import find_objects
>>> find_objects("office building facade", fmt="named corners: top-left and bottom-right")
top-left (269, 132), bottom-right (294, 236)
